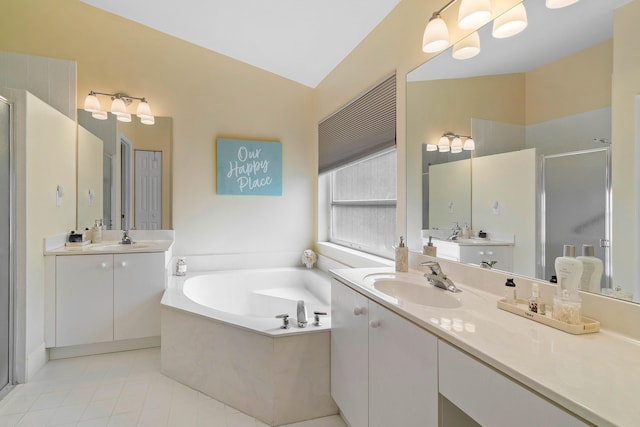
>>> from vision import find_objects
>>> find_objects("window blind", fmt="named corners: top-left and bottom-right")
top-left (318, 74), bottom-right (396, 173)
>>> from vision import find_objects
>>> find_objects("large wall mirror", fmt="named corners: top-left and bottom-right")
top-left (77, 110), bottom-right (173, 232)
top-left (406, 0), bottom-right (638, 303)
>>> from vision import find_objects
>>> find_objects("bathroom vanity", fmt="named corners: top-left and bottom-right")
top-left (429, 238), bottom-right (514, 270)
top-left (330, 267), bottom-right (640, 427)
top-left (44, 236), bottom-right (173, 357)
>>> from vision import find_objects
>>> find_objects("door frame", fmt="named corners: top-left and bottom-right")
top-left (120, 135), bottom-right (133, 231)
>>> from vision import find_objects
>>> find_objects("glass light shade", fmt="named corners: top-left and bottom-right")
top-left (83, 94), bottom-right (101, 113)
top-left (546, 0), bottom-right (579, 9)
top-left (463, 138), bottom-right (476, 150)
top-left (458, 0), bottom-right (492, 30)
top-left (426, 144), bottom-right (438, 152)
top-left (111, 98), bottom-right (128, 116)
top-left (136, 100), bottom-right (153, 118)
top-left (451, 137), bottom-right (463, 150)
top-left (493, 3), bottom-right (528, 38)
top-left (422, 16), bottom-right (450, 53)
top-left (140, 115), bottom-right (155, 125)
top-left (91, 111), bottom-right (108, 120)
top-left (116, 112), bottom-right (132, 123)
top-left (438, 136), bottom-right (450, 152)
top-left (453, 32), bottom-right (480, 60)
top-left (451, 146), bottom-right (463, 154)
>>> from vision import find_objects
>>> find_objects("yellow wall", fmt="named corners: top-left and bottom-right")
top-left (77, 126), bottom-right (104, 230)
top-left (526, 40), bottom-right (613, 124)
top-left (0, 0), bottom-right (316, 255)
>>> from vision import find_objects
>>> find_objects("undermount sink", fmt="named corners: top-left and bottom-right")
top-left (89, 242), bottom-right (152, 251)
top-left (372, 279), bottom-right (462, 309)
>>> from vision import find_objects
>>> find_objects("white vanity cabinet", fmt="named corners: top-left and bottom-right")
top-left (50, 251), bottom-right (167, 348)
top-left (56, 254), bottom-right (114, 347)
top-left (331, 279), bottom-right (439, 427)
top-left (434, 240), bottom-right (513, 271)
top-left (438, 341), bottom-right (587, 426)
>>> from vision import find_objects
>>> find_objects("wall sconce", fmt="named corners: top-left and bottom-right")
top-left (429, 132), bottom-right (475, 153)
top-left (422, 0), bottom-right (530, 59)
top-left (83, 91), bottom-right (155, 125)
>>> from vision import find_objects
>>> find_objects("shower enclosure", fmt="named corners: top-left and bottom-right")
top-left (0, 96), bottom-right (13, 396)
top-left (541, 148), bottom-right (611, 290)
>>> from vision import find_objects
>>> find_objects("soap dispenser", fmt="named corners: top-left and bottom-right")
top-left (395, 236), bottom-right (408, 272)
top-left (423, 236), bottom-right (437, 257)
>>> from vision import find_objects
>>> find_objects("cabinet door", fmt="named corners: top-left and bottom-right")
top-left (439, 341), bottom-right (587, 426)
top-left (56, 255), bottom-right (114, 347)
top-left (113, 252), bottom-right (165, 340)
top-left (459, 245), bottom-right (513, 271)
top-left (369, 301), bottom-right (439, 427)
top-left (331, 279), bottom-right (369, 427)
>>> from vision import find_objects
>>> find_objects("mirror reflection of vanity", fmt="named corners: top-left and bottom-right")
top-left (77, 110), bottom-right (173, 232)
top-left (406, 0), bottom-right (637, 303)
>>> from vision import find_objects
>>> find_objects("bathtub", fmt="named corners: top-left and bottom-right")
top-left (160, 267), bottom-right (337, 426)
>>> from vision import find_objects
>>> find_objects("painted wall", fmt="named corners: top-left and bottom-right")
top-left (0, 0), bottom-right (316, 257)
top-left (77, 126), bottom-right (103, 230)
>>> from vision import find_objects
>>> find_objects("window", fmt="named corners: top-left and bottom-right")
top-left (327, 149), bottom-right (397, 258)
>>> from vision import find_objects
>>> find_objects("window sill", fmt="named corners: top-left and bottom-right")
top-left (315, 242), bottom-right (394, 269)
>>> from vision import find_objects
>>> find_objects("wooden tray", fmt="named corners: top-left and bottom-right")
top-left (497, 298), bottom-right (600, 335)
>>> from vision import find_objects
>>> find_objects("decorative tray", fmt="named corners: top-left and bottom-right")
top-left (497, 298), bottom-right (600, 335)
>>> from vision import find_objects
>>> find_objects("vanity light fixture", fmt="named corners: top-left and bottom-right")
top-left (422, 0), bottom-right (530, 57)
top-left (83, 91), bottom-right (155, 125)
top-left (546, 0), bottom-right (579, 9)
top-left (435, 132), bottom-right (475, 153)
top-left (492, 2), bottom-right (528, 39)
top-left (452, 31), bottom-right (481, 60)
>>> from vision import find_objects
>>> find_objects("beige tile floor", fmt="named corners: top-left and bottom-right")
top-left (0, 348), bottom-right (346, 427)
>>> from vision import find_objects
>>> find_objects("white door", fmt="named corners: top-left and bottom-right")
top-left (135, 150), bottom-right (162, 230)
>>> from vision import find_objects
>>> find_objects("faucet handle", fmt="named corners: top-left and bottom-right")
top-left (313, 311), bottom-right (327, 326)
top-left (275, 314), bottom-right (290, 329)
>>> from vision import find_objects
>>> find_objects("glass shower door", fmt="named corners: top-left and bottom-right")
top-left (542, 148), bottom-right (610, 291)
top-left (0, 97), bottom-right (11, 395)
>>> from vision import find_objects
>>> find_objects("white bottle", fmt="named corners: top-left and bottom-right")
top-left (554, 245), bottom-right (583, 302)
top-left (576, 244), bottom-right (604, 293)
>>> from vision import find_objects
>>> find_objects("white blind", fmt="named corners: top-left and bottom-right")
top-left (318, 74), bottom-right (396, 172)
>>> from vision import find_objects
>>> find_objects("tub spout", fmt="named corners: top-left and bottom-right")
top-left (297, 300), bottom-right (308, 328)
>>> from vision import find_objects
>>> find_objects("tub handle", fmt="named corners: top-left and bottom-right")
top-left (275, 314), bottom-right (290, 329)
top-left (313, 311), bottom-right (327, 327)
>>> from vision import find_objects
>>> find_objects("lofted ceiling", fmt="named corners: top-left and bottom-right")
top-left (80, 0), bottom-right (402, 88)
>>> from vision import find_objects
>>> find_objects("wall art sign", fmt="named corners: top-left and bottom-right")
top-left (216, 138), bottom-right (282, 196)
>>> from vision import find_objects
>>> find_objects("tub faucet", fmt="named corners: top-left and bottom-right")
top-left (420, 261), bottom-right (460, 293)
top-left (297, 300), bottom-right (308, 328)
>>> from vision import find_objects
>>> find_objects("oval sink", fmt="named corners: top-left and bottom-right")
top-left (90, 242), bottom-right (152, 251)
top-left (373, 279), bottom-right (462, 309)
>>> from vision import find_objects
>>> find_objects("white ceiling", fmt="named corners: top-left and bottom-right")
top-left (408, 0), bottom-right (631, 82)
top-left (80, 0), bottom-right (402, 88)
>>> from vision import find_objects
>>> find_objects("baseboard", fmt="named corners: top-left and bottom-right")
top-left (26, 342), bottom-right (47, 381)
top-left (48, 336), bottom-right (161, 360)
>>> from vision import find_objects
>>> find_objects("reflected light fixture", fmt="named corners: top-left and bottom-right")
top-left (452, 31), bottom-right (480, 60)
top-left (83, 91), bottom-right (155, 125)
top-left (434, 132), bottom-right (475, 153)
top-left (546, 0), bottom-right (579, 9)
top-left (458, 0), bottom-right (492, 30)
top-left (492, 2), bottom-right (528, 39)
top-left (422, 0), bottom-right (456, 54)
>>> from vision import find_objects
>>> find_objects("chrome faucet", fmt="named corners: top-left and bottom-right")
top-left (447, 222), bottom-right (461, 241)
top-left (420, 261), bottom-right (460, 293)
top-left (121, 229), bottom-right (134, 245)
top-left (296, 300), bottom-right (308, 328)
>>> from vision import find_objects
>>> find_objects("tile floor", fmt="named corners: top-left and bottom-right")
top-left (0, 348), bottom-right (347, 427)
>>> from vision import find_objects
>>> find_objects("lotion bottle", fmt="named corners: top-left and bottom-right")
top-left (576, 244), bottom-right (604, 293)
top-left (395, 236), bottom-right (408, 272)
top-left (553, 245), bottom-right (583, 324)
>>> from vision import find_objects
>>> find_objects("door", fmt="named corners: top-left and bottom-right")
top-left (0, 97), bottom-right (12, 395)
top-left (542, 148), bottom-right (610, 289)
top-left (134, 150), bottom-right (162, 230)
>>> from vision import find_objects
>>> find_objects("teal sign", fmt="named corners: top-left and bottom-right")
top-left (216, 138), bottom-right (282, 196)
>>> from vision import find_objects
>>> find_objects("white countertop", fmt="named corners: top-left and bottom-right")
top-left (44, 240), bottom-right (174, 255)
top-left (432, 237), bottom-right (515, 246)
top-left (331, 267), bottom-right (640, 427)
